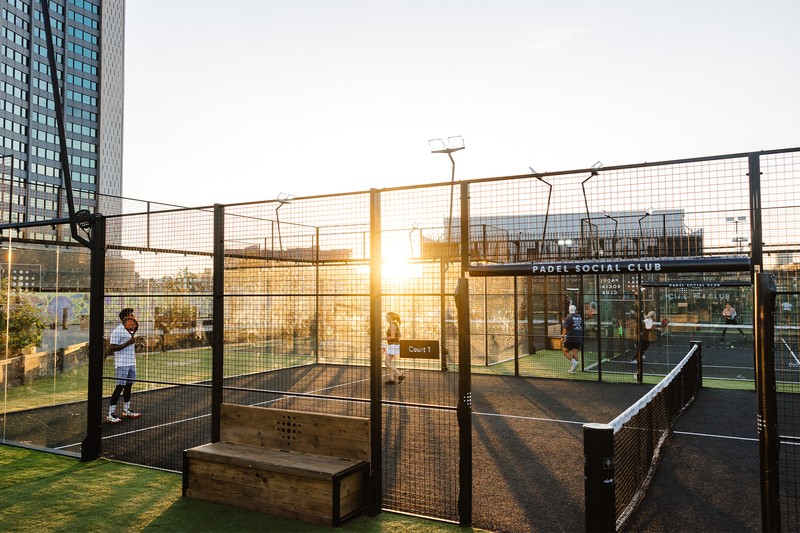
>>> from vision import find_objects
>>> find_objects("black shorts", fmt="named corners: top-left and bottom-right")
top-left (564, 340), bottom-right (582, 350)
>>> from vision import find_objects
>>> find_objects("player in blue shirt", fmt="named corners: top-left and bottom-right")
top-left (562, 305), bottom-right (583, 374)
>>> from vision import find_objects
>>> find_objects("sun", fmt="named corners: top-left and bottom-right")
top-left (382, 257), bottom-right (423, 281)
top-left (381, 232), bottom-right (423, 281)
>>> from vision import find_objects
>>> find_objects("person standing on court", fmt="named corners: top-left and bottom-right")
top-left (783, 301), bottom-right (793, 323)
top-left (384, 311), bottom-right (405, 384)
top-left (106, 308), bottom-right (142, 423)
top-left (720, 302), bottom-right (748, 344)
top-left (638, 310), bottom-right (657, 360)
top-left (561, 304), bottom-right (582, 374)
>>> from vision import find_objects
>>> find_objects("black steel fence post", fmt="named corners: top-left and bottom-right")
top-left (583, 422), bottom-right (615, 532)
top-left (455, 277), bottom-right (472, 526)
top-left (748, 154), bottom-right (763, 270)
top-left (754, 272), bottom-right (780, 531)
top-left (82, 216), bottom-right (105, 461)
top-left (369, 189), bottom-right (383, 516)
top-left (211, 204), bottom-right (225, 443)
top-left (457, 181), bottom-right (472, 526)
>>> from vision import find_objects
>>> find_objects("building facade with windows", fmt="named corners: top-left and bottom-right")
top-left (0, 0), bottom-right (124, 226)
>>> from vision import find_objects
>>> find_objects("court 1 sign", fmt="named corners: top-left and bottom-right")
top-left (399, 340), bottom-right (440, 359)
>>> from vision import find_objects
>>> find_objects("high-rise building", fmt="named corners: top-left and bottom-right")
top-left (0, 0), bottom-right (124, 226)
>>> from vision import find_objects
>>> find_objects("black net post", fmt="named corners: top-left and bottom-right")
top-left (584, 422), bottom-right (615, 532)
top-left (754, 271), bottom-right (780, 531)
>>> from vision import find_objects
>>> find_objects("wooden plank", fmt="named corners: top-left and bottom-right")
top-left (220, 404), bottom-right (370, 461)
top-left (185, 457), bottom-right (345, 526)
top-left (186, 442), bottom-right (366, 479)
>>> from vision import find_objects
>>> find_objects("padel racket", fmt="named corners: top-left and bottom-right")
top-left (122, 316), bottom-right (139, 338)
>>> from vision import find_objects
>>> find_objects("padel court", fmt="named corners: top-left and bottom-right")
top-left (3, 147), bottom-right (800, 531)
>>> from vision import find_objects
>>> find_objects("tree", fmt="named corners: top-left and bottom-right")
top-left (0, 291), bottom-right (48, 358)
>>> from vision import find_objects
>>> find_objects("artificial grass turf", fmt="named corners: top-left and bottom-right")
top-left (0, 444), bottom-right (485, 533)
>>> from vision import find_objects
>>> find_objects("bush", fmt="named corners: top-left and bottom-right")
top-left (0, 295), bottom-right (48, 357)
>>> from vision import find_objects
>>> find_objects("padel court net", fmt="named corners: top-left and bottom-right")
top-left (607, 342), bottom-right (702, 531)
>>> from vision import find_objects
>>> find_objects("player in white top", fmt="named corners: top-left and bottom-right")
top-left (106, 308), bottom-right (142, 423)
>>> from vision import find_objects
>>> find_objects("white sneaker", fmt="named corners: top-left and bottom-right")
top-left (121, 409), bottom-right (141, 419)
top-left (106, 413), bottom-right (121, 424)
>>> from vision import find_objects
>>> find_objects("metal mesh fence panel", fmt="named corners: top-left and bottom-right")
top-left (761, 151), bottom-right (800, 530)
top-left (467, 157), bottom-right (755, 384)
top-left (379, 184), bottom-right (461, 519)
top-left (101, 208), bottom-right (214, 470)
top-left (221, 195), bottom-right (371, 409)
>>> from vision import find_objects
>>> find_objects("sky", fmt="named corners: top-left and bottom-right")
top-left (122, 0), bottom-right (800, 208)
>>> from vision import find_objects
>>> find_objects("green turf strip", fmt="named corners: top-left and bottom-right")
top-left (0, 444), bottom-right (487, 533)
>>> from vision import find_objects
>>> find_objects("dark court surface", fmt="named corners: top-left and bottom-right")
top-left (469, 376), bottom-right (760, 533)
top-left (2, 370), bottom-right (762, 532)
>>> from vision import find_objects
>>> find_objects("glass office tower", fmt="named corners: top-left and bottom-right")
top-left (0, 0), bottom-right (125, 225)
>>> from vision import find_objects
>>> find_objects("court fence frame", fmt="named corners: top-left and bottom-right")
top-left (2, 146), bottom-right (800, 529)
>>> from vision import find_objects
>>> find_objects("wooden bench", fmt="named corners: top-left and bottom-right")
top-left (183, 404), bottom-right (370, 526)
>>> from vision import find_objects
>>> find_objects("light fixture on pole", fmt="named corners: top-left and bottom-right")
top-left (603, 210), bottom-right (618, 256)
top-left (581, 161), bottom-right (604, 258)
top-left (726, 215), bottom-right (748, 253)
top-left (429, 136), bottom-right (465, 246)
top-left (275, 193), bottom-right (294, 252)
top-left (638, 207), bottom-right (653, 257)
top-left (408, 221), bottom-right (421, 258)
top-left (530, 166), bottom-right (553, 258)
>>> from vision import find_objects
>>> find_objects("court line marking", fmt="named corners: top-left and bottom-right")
top-left (673, 430), bottom-right (756, 442)
top-left (56, 374), bottom-right (376, 449)
top-left (472, 411), bottom-right (764, 443)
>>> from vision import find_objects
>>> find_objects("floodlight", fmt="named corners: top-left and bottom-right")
top-left (429, 136), bottom-right (465, 154)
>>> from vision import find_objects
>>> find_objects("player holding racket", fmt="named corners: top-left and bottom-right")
top-left (106, 308), bottom-right (142, 423)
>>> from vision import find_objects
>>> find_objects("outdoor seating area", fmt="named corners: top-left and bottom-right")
top-left (182, 404), bottom-right (371, 526)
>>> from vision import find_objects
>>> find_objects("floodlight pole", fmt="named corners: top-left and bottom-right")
top-left (431, 138), bottom-right (465, 374)
top-left (532, 173), bottom-right (553, 259)
top-left (580, 163), bottom-right (604, 259)
top-left (638, 208), bottom-right (653, 258)
top-left (604, 211), bottom-right (619, 256)
top-left (430, 137), bottom-right (465, 246)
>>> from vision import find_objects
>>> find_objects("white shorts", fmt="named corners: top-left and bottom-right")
top-left (387, 343), bottom-right (399, 356)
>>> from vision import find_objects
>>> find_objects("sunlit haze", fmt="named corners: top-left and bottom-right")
top-left (123, 1), bottom-right (800, 208)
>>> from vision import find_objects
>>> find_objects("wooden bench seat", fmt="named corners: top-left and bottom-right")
top-left (183, 404), bottom-right (370, 526)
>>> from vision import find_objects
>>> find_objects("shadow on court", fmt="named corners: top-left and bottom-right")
top-left (470, 376), bottom-right (761, 532)
top-left (2, 369), bottom-right (764, 532)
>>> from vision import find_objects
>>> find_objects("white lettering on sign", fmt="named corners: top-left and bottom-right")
top-left (627, 262), bottom-right (662, 272)
top-left (531, 262), bottom-right (663, 274)
top-left (409, 345), bottom-right (431, 353)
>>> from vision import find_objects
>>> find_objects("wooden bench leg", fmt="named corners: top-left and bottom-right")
top-left (331, 462), bottom-right (370, 526)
